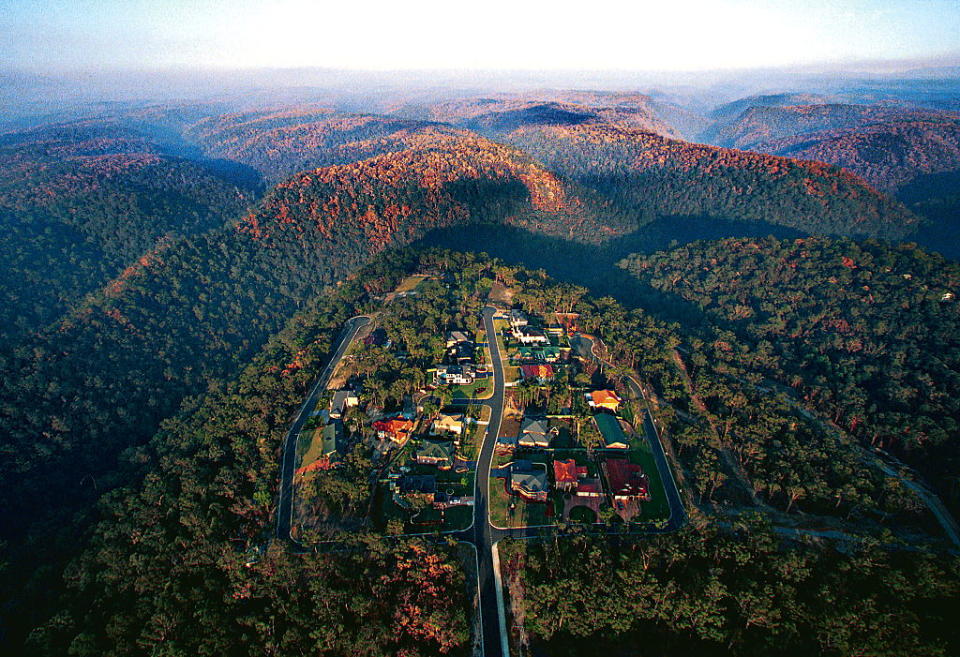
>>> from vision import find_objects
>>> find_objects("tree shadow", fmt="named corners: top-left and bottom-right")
top-left (415, 215), bottom-right (805, 327)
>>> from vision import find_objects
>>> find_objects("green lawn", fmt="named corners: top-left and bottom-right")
top-left (626, 437), bottom-right (671, 521)
top-left (393, 274), bottom-right (431, 294)
top-left (450, 377), bottom-right (494, 400)
top-left (457, 406), bottom-right (491, 461)
top-left (488, 475), bottom-right (555, 528)
top-left (374, 470), bottom-right (475, 534)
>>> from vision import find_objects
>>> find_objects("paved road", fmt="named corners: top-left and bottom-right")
top-left (457, 305), bottom-right (508, 657)
top-left (276, 315), bottom-right (371, 542)
top-left (276, 312), bottom-right (685, 656)
top-left (570, 333), bottom-right (687, 531)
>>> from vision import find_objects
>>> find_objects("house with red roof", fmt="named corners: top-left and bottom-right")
top-left (520, 363), bottom-right (555, 383)
top-left (586, 389), bottom-right (622, 412)
top-left (373, 416), bottom-right (416, 444)
top-left (602, 458), bottom-right (651, 503)
top-left (575, 479), bottom-right (603, 498)
top-left (553, 458), bottom-right (587, 492)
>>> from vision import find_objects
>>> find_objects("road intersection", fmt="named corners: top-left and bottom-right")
top-left (275, 306), bottom-right (686, 656)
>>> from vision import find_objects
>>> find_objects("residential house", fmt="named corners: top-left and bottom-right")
top-left (330, 389), bottom-right (359, 419)
top-left (603, 458), bottom-right (651, 503)
top-left (373, 416), bottom-right (416, 443)
top-left (431, 411), bottom-right (465, 436)
top-left (496, 433), bottom-right (518, 454)
top-left (447, 341), bottom-right (476, 364)
top-left (520, 364), bottom-right (555, 383)
top-left (416, 438), bottom-right (456, 469)
top-left (295, 420), bottom-right (345, 477)
top-left (553, 458), bottom-right (587, 492)
top-left (434, 492), bottom-right (475, 509)
top-left (516, 345), bottom-right (562, 363)
top-left (396, 474), bottom-right (438, 505)
top-left (509, 309), bottom-right (529, 328)
top-left (519, 416), bottom-right (554, 448)
top-left (513, 326), bottom-right (549, 345)
top-left (445, 330), bottom-right (473, 348)
top-left (586, 389), bottom-right (622, 412)
top-left (575, 478), bottom-right (603, 498)
top-left (593, 413), bottom-right (630, 449)
top-left (433, 364), bottom-right (477, 386)
top-left (509, 461), bottom-right (549, 502)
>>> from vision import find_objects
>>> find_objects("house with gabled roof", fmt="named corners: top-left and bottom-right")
top-left (586, 389), bottom-right (622, 412)
top-left (513, 326), bottom-right (549, 345)
top-left (594, 412), bottom-right (630, 449)
top-left (373, 416), bottom-right (416, 444)
top-left (445, 329), bottom-right (473, 348)
top-left (575, 478), bottom-right (603, 498)
top-left (520, 363), bottom-right (555, 383)
top-left (553, 458), bottom-right (587, 492)
top-left (330, 389), bottom-right (359, 419)
top-left (518, 416), bottom-right (554, 448)
top-left (509, 460), bottom-right (549, 502)
top-left (431, 411), bottom-right (465, 436)
top-left (394, 474), bottom-right (437, 506)
top-left (509, 309), bottom-right (529, 328)
top-left (433, 364), bottom-right (477, 385)
top-left (602, 458), bottom-right (651, 503)
top-left (416, 438), bottom-right (456, 469)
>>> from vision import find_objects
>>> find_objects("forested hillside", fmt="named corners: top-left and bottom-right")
top-left (0, 129), bottom-right (626, 651)
top-left (711, 104), bottom-right (955, 153)
top-left (21, 260), bottom-right (470, 656)
top-left (752, 114), bottom-right (960, 193)
top-left (620, 237), bottom-right (960, 512)
top-left (0, 119), bottom-right (251, 346)
top-left (505, 123), bottom-right (919, 239)
top-left (1, 85), bottom-right (958, 657)
top-left (427, 91), bottom-right (681, 138)
top-left (184, 107), bottom-right (434, 181)
top-left (502, 521), bottom-right (960, 657)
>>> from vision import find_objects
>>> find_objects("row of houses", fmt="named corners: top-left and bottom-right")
top-left (506, 456), bottom-right (651, 507)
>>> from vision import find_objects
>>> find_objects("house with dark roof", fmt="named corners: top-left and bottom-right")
top-left (447, 341), bottom-right (476, 364)
top-left (508, 309), bottom-right (528, 328)
top-left (509, 461), bottom-right (549, 502)
top-left (518, 416), bottom-right (554, 448)
top-left (575, 478), bottom-right (603, 498)
top-left (394, 474), bottom-right (438, 506)
top-left (445, 329), bottom-right (473, 348)
top-left (416, 438), bottom-right (456, 469)
top-left (330, 389), bottom-right (359, 419)
top-left (433, 364), bottom-right (477, 385)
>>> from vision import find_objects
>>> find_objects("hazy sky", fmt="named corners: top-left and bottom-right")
top-left (3, 0), bottom-right (959, 72)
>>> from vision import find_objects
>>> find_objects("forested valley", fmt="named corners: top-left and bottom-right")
top-left (2, 86), bottom-right (960, 656)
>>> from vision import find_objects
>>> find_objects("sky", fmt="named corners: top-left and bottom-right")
top-left (2, 0), bottom-right (959, 73)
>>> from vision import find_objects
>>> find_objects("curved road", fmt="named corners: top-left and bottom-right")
top-left (570, 334), bottom-right (687, 531)
top-left (276, 315), bottom-right (371, 542)
top-left (276, 310), bottom-right (686, 656)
